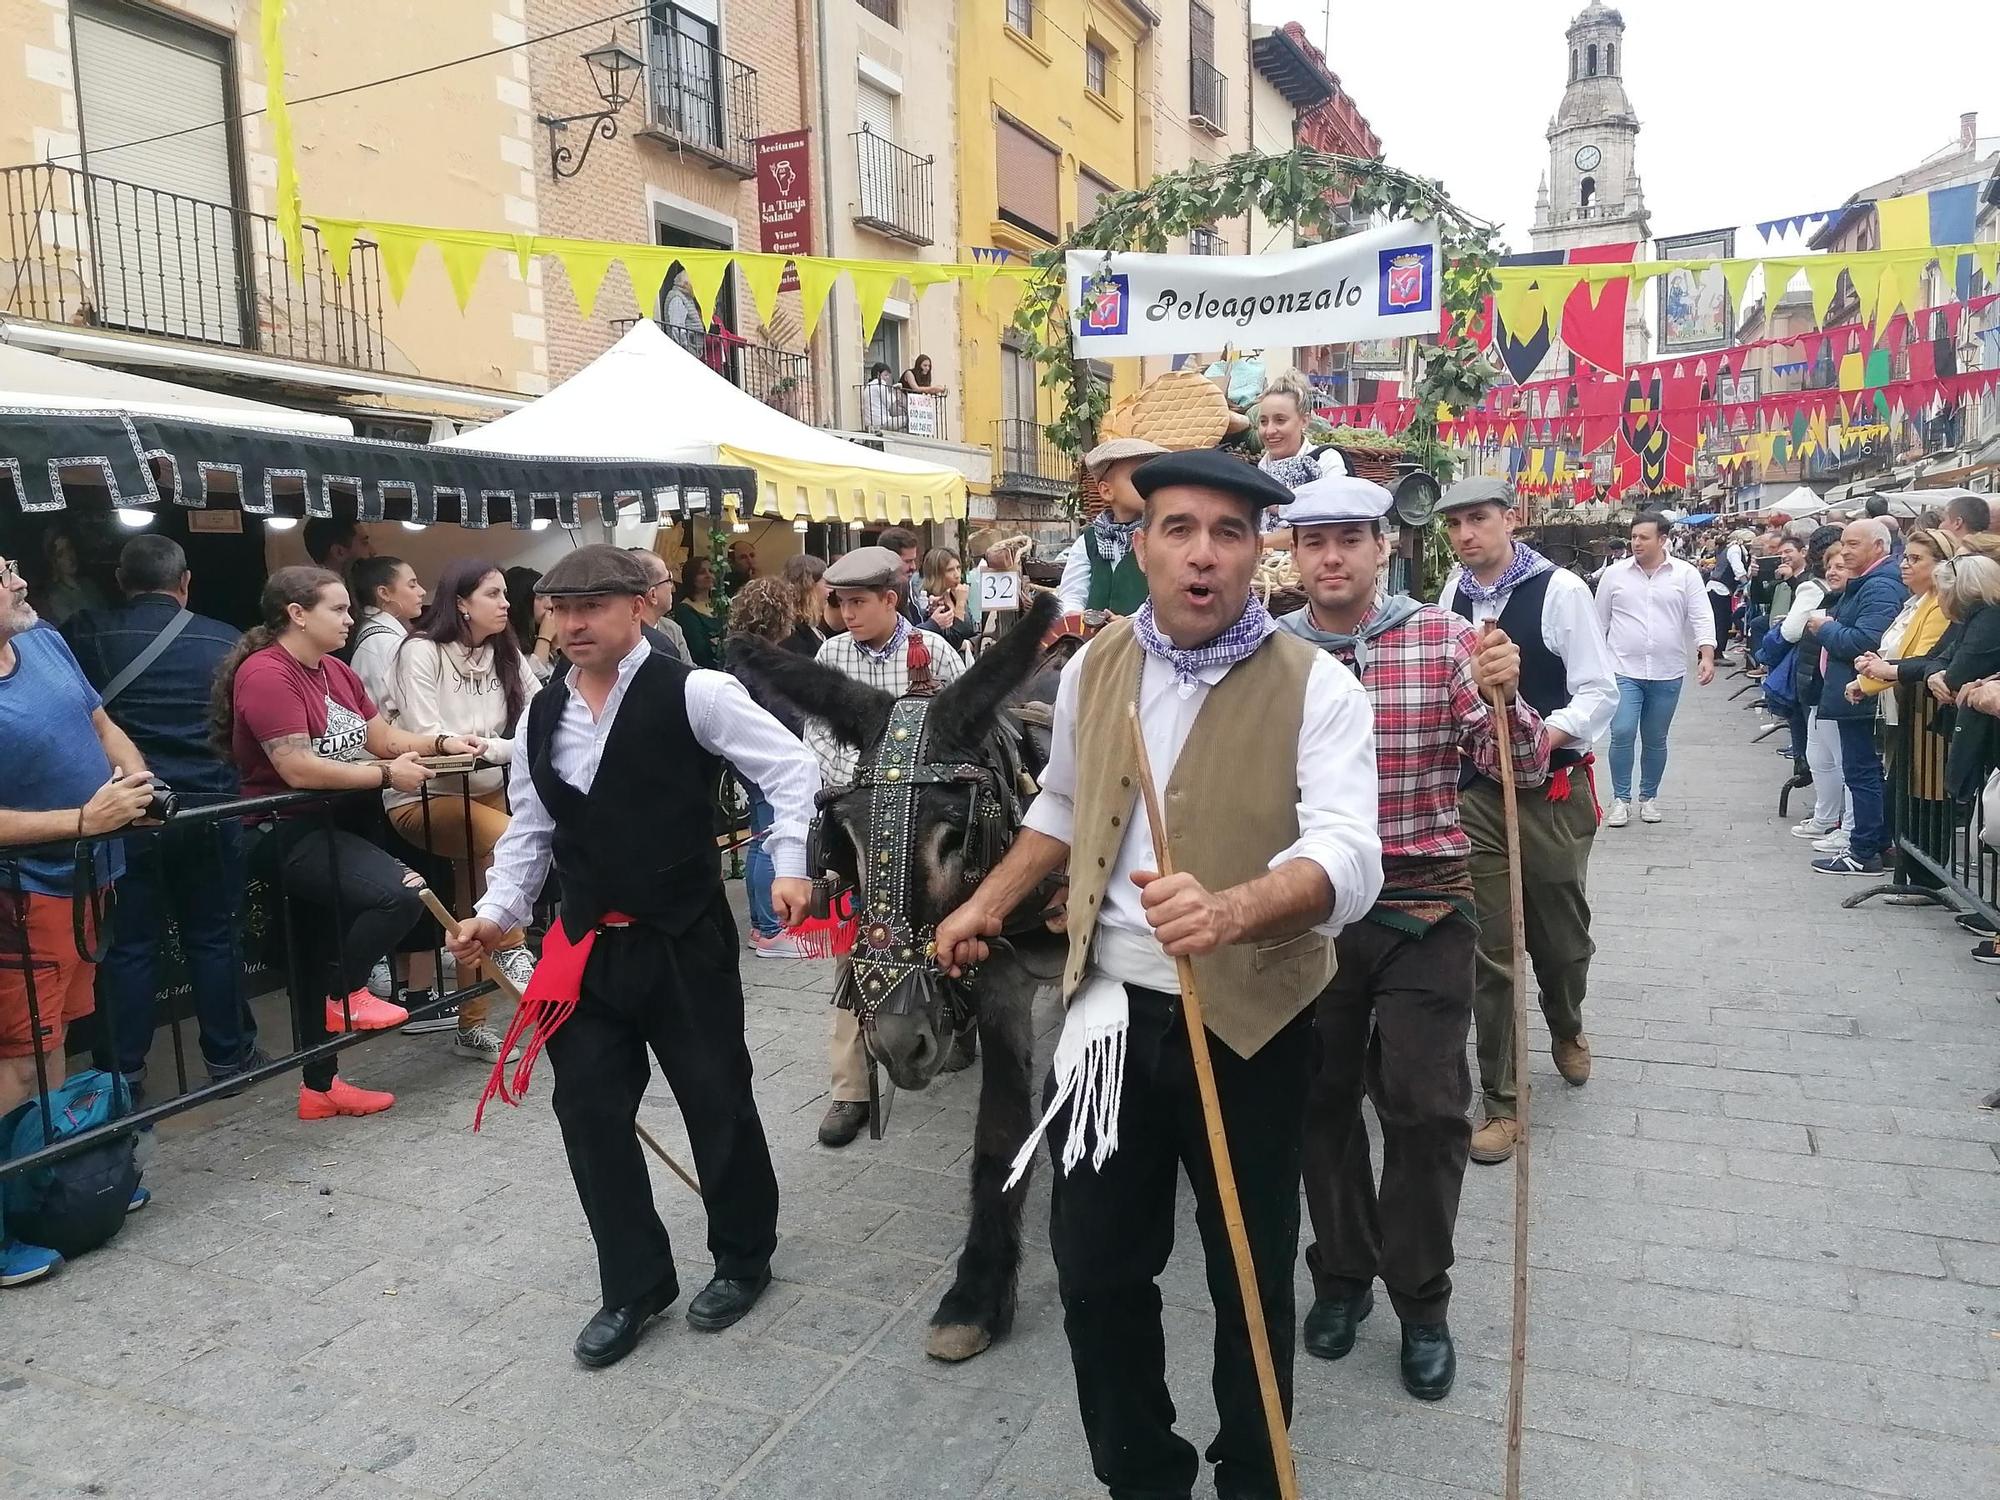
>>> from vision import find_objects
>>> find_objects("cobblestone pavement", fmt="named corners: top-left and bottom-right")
top-left (5, 672), bottom-right (1999, 1499)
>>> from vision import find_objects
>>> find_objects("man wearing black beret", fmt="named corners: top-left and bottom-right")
top-left (935, 448), bottom-right (1384, 1499)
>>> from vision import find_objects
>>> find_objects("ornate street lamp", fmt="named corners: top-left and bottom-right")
top-left (537, 32), bottom-right (647, 180)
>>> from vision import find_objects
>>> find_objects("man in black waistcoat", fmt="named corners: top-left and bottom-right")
top-left (450, 545), bottom-right (819, 1368)
top-left (1435, 480), bottom-right (1619, 1167)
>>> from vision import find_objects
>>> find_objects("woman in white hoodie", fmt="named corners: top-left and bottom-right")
top-left (388, 559), bottom-right (536, 1063)
top-left (345, 556), bottom-right (427, 723)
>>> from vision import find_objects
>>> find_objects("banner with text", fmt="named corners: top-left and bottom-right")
top-left (1065, 221), bottom-right (1442, 358)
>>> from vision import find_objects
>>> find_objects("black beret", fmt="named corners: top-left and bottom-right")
top-left (1130, 448), bottom-right (1293, 512)
top-left (536, 543), bottom-right (654, 597)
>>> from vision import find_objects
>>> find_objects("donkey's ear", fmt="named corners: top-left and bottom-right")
top-left (928, 590), bottom-right (1062, 749)
top-left (727, 636), bottom-right (894, 751)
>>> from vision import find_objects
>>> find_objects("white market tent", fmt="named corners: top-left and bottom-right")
top-left (0, 337), bottom-right (354, 435)
top-left (442, 320), bottom-right (966, 523)
top-left (1759, 484), bottom-right (1830, 519)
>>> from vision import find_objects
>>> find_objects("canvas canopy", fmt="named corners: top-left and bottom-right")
top-left (0, 339), bottom-right (354, 435)
top-left (442, 320), bottom-right (967, 523)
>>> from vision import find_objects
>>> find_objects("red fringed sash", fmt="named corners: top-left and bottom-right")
top-left (472, 912), bottom-right (632, 1129)
top-left (1546, 753), bottom-right (1602, 822)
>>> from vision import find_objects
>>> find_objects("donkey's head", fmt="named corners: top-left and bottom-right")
top-left (732, 594), bottom-right (1059, 1087)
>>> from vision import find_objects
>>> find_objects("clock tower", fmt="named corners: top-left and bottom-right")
top-left (1530, 1), bottom-right (1651, 361)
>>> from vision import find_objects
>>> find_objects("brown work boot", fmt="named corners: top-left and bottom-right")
top-left (1469, 1116), bottom-right (1520, 1164)
top-left (1552, 1034), bottom-right (1592, 1085)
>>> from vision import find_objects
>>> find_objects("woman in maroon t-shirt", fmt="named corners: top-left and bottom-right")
top-left (211, 566), bottom-right (481, 1120)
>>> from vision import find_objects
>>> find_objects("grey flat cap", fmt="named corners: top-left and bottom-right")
top-left (824, 545), bottom-right (903, 590)
top-left (537, 543), bottom-right (654, 597)
top-left (1437, 477), bottom-right (1517, 514)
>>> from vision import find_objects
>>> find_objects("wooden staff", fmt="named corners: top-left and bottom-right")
top-left (1485, 662), bottom-right (1533, 1500)
top-left (416, 887), bottom-right (702, 1197)
top-left (1127, 707), bottom-right (1298, 1500)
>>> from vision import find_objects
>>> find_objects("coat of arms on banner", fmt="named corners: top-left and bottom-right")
top-left (1083, 274), bottom-right (1130, 335)
top-left (1379, 246), bottom-right (1433, 315)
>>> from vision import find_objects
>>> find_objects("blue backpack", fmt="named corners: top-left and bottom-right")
top-left (2, 1069), bottom-right (139, 1258)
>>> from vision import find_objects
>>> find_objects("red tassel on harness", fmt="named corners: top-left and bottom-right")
top-left (789, 890), bottom-right (858, 960)
top-left (472, 912), bottom-right (632, 1129)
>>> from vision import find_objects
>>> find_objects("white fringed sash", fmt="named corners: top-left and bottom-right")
top-left (1002, 975), bottom-right (1129, 1191)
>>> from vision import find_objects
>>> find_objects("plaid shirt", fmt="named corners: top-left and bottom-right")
top-left (1330, 603), bottom-right (1550, 862)
top-left (805, 628), bottom-right (965, 785)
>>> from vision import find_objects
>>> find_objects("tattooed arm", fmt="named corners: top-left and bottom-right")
top-left (261, 734), bottom-right (433, 794)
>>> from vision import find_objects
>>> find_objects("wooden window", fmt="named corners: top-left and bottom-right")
top-left (1086, 41), bottom-right (1107, 96)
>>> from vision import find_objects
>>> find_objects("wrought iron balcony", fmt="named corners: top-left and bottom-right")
top-left (856, 382), bottom-right (948, 438)
top-left (625, 317), bottom-right (815, 425)
top-left (0, 162), bottom-right (387, 370)
top-left (1191, 59), bottom-right (1229, 135)
top-left (994, 417), bottom-right (1072, 496)
top-left (644, 29), bottom-right (758, 177)
top-left (852, 127), bottom-right (935, 246)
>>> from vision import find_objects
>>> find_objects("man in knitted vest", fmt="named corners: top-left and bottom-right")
top-left (936, 450), bottom-right (1382, 1500)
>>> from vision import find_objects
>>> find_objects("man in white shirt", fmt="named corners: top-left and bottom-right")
top-left (805, 545), bottom-right (965, 1147)
top-left (1436, 478), bottom-right (1617, 1165)
top-left (1707, 527), bottom-right (1751, 658)
top-left (934, 449), bottom-right (1381, 1500)
top-left (1593, 509), bottom-right (1717, 828)
top-left (447, 546), bottom-right (818, 1370)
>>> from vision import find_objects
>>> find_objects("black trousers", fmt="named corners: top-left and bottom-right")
top-left (1301, 914), bottom-right (1475, 1325)
top-left (544, 898), bottom-right (779, 1309)
top-left (1047, 986), bottom-right (1310, 1500)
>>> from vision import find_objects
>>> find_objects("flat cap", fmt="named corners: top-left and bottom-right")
top-left (824, 545), bottom-right (903, 590)
top-left (1281, 474), bottom-right (1393, 529)
top-left (1084, 436), bottom-right (1170, 475)
top-left (1131, 448), bottom-right (1293, 512)
top-left (536, 543), bottom-right (654, 597)
top-left (1437, 476), bottom-right (1516, 514)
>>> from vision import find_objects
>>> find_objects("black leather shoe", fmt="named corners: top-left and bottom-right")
top-left (1302, 1287), bottom-right (1373, 1361)
top-left (686, 1267), bottom-right (772, 1331)
top-left (818, 1100), bottom-right (870, 1147)
top-left (573, 1274), bottom-right (680, 1368)
top-left (1400, 1320), bottom-right (1456, 1401)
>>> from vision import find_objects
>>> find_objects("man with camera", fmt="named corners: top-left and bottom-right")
top-left (66, 536), bottom-right (263, 1102)
top-left (0, 549), bottom-right (159, 1133)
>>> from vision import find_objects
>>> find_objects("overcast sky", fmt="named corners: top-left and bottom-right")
top-left (1249, 0), bottom-right (2000, 254)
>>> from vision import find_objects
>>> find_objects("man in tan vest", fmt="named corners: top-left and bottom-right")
top-left (935, 449), bottom-right (1383, 1500)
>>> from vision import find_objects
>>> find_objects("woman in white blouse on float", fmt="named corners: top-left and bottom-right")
top-left (388, 559), bottom-right (536, 1064)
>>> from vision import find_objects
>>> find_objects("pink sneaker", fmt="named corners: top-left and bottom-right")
top-left (325, 989), bottom-right (409, 1033)
top-left (298, 1078), bottom-right (395, 1119)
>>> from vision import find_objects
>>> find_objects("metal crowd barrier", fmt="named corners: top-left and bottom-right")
top-left (1842, 685), bottom-right (2000, 1109)
top-left (0, 781), bottom-right (502, 1187)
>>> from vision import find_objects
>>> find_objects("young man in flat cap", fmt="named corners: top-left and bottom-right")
top-left (1434, 479), bottom-right (1617, 1165)
top-left (1277, 474), bottom-right (1550, 1402)
top-left (935, 449), bottom-right (1383, 1500)
top-left (448, 544), bottom-right (819, 1369)
top-left (804, 543), bottom-right (965, 1148)
top-left (1057, 436), bottom-right (1169, 629)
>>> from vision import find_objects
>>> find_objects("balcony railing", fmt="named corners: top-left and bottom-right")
top-left (644, 28), bottom-right (758, 177)
top-left (852, 127), bottom-right (935, 246)
top-left (856, 383), bottom-right (948, 438)
top-left (994, 417), bottom-right (1072, 496)
top-left (0, 162), bottom-right (387, 370)
top-left (628, 317), bottom-right (815, 425)
top-left (1191, 58), bottom-right (1229, 134)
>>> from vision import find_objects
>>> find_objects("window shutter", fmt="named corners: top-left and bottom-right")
top-left (1077, 169), bottom-right (1115, 229)
top-left (74, 6), bottom-right (241, 343)
top-left (856, 78), bottom-right (898, 141)
top-left (1190, 2), bottom-right (1215, 63)
top-left (995, 118), bottom-right (1059, 241)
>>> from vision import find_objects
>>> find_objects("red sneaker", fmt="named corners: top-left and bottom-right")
top-left (324, 989), bottom-right (409, 1033)
top-left (298, 1078), bottom-right (396, 1120)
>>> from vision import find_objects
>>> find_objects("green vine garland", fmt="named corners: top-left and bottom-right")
top-left (1009, 148), bottom-right (1503, 488)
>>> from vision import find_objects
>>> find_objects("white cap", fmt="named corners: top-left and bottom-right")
top-left (1280, 474), bottom-right (1394, 528)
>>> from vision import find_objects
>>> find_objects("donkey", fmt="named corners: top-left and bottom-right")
top-left (731, 593), bottom-right (1066, 1362)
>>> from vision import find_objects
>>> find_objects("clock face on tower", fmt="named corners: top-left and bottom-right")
top-left (1574, 144), bottom-right (1603, 172)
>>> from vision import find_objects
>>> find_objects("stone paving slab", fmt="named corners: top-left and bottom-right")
top-left (5, 664), bottom-right (1999, 1498)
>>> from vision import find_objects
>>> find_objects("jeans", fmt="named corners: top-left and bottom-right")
top-left (1608, 675), bottom-right (1686, 802)
top-left (93, 823), bottom-right (258, 1079)
top-left (1836, 717), bottom-right (1888, 862)
top-left (275, 824), bottom-right (424, 1090)
top-left (745, 793), bottom-right (778, 940)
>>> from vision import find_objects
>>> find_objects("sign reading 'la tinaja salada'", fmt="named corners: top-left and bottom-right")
top-left (1065, 220), bottom-right (1442, 358)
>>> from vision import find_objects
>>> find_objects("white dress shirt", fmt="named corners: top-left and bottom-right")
top-left (1439, 565), bottom-right (1618, 748)
top-left (1056, 543), bottom-right (1093, 613)
top-left (1022, 638), bottom-right (1383, 992)
top-left (1593, 555), bottom-right (1716, 681)
top-left (1708, 542), bottom-right (1748, 598)
top-left (476, 637), bottom-right (818, 935)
